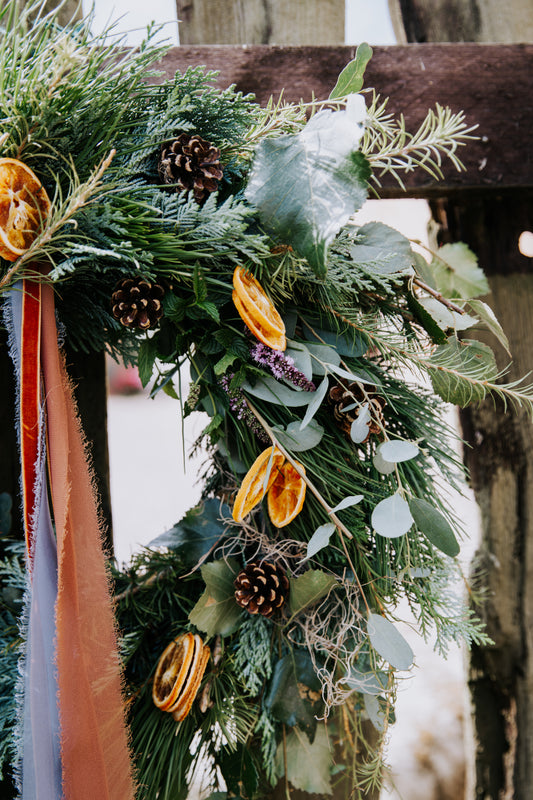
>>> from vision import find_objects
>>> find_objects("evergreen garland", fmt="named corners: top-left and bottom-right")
top-left (0, 3), bottom-right (528, 798)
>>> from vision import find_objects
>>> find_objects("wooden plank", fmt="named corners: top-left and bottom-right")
top-left (157, 43), bottom-right (533, 196)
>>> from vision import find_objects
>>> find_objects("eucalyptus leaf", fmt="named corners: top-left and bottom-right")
top-left (340, 668), bottom-right (388, 695)
top-left (289, 569), bottom-right (337, 615)
top-left (274, 726), bottom-right (332, 795)
top-left (303, 324), bottom-right (366, 357)
top-left (329, 44), bottom-right (373, 99)
top-left (372, 450), bottom-right (396, 475)
top-left (331, 495), bottom-right (364, 513)
top-left (272, 419), bottom-right (324, 452)
top-left (367, 612), bottom-right (414, 670)
top-left (245, 103), bottom-right (369, 277)
top-left (363, 693), bottom-right (386, 732)
top-left (148, 498), bottom-right (231, 566)
top-left (300, 376), bottom-right (328, 429)
top-left (306, 522), bottom-right (336, 559)
top-left (350, 404), bottom-right (371, 443)
top-left (305, 343), bottom-right (341, 374)
top-left (378, 440), bottom-right (419, 463)
top-left (430, 242), bottom-right (489, 299)
top-left (409, 497), bottom-right (460, 557)
top-left (372, 494), bottom-right (414, 538)
top-left (242, 377), bottom-right (313, 407)
top-left (286, 340), bottom-right (313, 380)
top-left (326, 362), bottom-right (378, 385)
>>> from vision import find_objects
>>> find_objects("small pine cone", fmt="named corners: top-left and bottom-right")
top-left (111, 276), bottom-right (165, 330)
top-left (158, 133), bottom-right (223, 203)
top-left (234, 561), bottom-right (289, 618)
top-left (328, 379), bottom-right (386, 443)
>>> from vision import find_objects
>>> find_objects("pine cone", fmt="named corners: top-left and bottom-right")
top-left (328, 379), bottom-right (386, 443)
top-left (111, 276), bottom-right (165, 330)
top-left (158, 133), bottom-right (223, 203)
top-left (234, 561), bottom-right (289, 618)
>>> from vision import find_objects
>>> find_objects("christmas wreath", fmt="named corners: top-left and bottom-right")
top-left (1, 3), bottom-right (532, 799)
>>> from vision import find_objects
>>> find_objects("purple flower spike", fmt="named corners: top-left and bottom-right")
top-left (250, 343), bottom-right (315, 391)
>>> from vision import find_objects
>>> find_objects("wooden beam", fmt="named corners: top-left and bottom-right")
top-left (157, 43), bottom-right (533, 197)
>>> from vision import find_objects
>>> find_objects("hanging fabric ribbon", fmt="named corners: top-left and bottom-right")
top-left (3, 155), bottom-right (135, 798)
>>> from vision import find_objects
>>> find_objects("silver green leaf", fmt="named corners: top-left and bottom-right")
top-left (409, 497), bottom-right (460, 557)
top-left (378, 440), bottom-right (419, 463)
top-left (272, 419), bottom-right (324, 452)
top-left (300, 376), bottom-right (328, 429)
top-left (306, 522), bottom-right (336, 559)
top-left (242, 377), bottom-right (313, 407)
top-left (372, 494), bottom-right (414, 538)
top-left (350, 222), bottom-right (414, 275)
top-left (367, 612), bottom-right (414, 670)
top-left (467, 298), bottom-right (511, 354)
top-left (245, 100), bottom-right (370, 277)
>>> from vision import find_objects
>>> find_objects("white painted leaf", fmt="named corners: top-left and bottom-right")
top-left (363, 693), bottom-right (386, 732)
top-left (300, 376), bottom-right (328, 430)
top-left (331, 495), bottom-right (364, 513)
top-left (326, 362), bottom-right (378, 385)
top-left (372, 450), bottom-right (395, 475)
top-left (286, 340), bottom-right (313, 380)
top-left (367, 612), bottom-right (414, 670)
top-left (350, 404), bottom-right (371, 443)
top-left (306, 523), bottom-right (336, 559)
top-left (243, 377), bottom-right (312, 407)
top-left (378, 440), bottom-right (419, 463)
top-left (372, 494), bottom-right (414, 538)
top-left (306, 343), bottom-right (341, 375)
top-left (272, 419), bottom-right (324, 452)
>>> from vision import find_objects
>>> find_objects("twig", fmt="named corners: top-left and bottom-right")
top-left (412, 276), bottom-right (465, 315)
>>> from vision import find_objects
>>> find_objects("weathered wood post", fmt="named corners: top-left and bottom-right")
top-left (389, 3), bottom-right (533, 796)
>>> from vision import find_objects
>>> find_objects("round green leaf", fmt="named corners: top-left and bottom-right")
top-left (378, 440), bottom-right (419, 463)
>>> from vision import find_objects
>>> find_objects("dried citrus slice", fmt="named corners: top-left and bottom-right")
top-left (232, 445), bottom-right (286, 522)
top-left (169, 639), bottom-right (211, 722)
top-left (0, 158), bottom-right (51, 261)
top-left (232, 266), bottom-right (286, 351)
top-left (152, 632), bottom-right (196, 711)
top-left (267, 460), bottom-right (307, 528)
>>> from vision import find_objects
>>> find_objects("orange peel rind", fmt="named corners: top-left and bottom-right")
top-left (0, 158), bottom-right (51, 262)
top-left (232, 266), bottom-right (286, 351)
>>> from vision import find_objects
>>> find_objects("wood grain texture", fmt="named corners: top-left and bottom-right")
top-left (157, 43), bottom-right (533, 196)
top-left (176, 0), bottom-right (344, 45)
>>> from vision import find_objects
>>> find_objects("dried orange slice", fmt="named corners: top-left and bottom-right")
top-left (267, 460), bottom-right (306, 528)
top-left (152, 632), bottom-right (197, 712)
top-left (0, 158), bottom-right (51, 261)
top-left (168, 640), bottom-right (211, 722)
top-left (232, 265), bottom-right (286, 351)
top-left (232, 445), bottom-right (285, 522)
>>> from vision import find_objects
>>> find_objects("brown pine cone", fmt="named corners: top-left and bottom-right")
top-left (234, 561), bottom-right (289, 618)
top-left (328, 379), bottom-right (386, 443)
top-left (111, 276), bottom-right (165, 330)
top-left (158, 133), bottom-right (223, 203)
